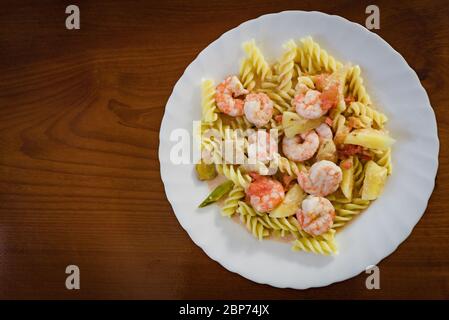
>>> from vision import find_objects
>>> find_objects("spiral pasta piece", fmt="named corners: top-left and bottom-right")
top-left (326, 192), bottom-right (350, 204)
top-left (237, 201), bottom-right (263, 217)
top-left (277, 40), bottom-right (297, 97)
top-left (296, 75), bottom-right (315, 89)
top-left (201, 79), bottom-right (218, 123)
top-left (210, 117), bottom-right (248, 141)
top-left (372, 148), bottom-right (393, 175)
top-left (216, 164), bottom-right (251, 189)
top-left (331, 113), bottom-right (347, 139)
top-left (243, 40), bottom-right (272, 81)
top-left (240, 214), bottom-right (270, 240)
top-left (258, 215), bottom-right (296, 231)
top-left (238, 202), bottom-right (307, 238)
top-left (348, 114), bottom-right (373, 128)
top-left (332, 199), bottom-right (370, 229)
top-left (277, 88), bottom-right (296, 102)
top-left (347, 102), bottom-right (388, 129)
top-left (201, 135), bottom-right (216, 153)
top-left (334, 198), bottom-right (370, 215)
top-left (262, 65), bottom-right (280, 86)
top-left (200, 120), bottom-right (215, 137)
top-left (296, 45), bottom-right (315, 74)
top-left (291, 229), bottom-right (338, 255)
top-left (257, 88), bottom-right (291, 112)
top-left (332, 215), bottom-right (352, 228)
top-left (222, 185), bottom-right (245, 217)
top-left (229, 116), bottom-right (253, 131)
top-left (345, 65), bottom-right (372, 105)
top-left (353, 156), bottom-right (366, 193)
top-left (260, 79), bottom-right (278, 89)
top-left (277, 156), bottom-right (303, 177)
top-left (206, 117), bottom-right (230, 138)
top-left (271, 62), bottom-right (280, 77)
top-left (300, 37), bottom-right (343, 74)
top-left (239, 58), bottom-right (257, 91)
top-left (330, 99), bottom-right (347, 120)
top-left (261, 66), bottom-right (280, 89)
top-left (258, 215), bottom-right (307, 238)
top-left (267, 118), bottom-right (283, 138)
top-left (293, 63), bottom-right (302, 79)
top-left (295, 44), bottom-right (305, 64)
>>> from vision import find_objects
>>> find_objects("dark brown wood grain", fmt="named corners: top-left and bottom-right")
top-left (0, 0), bottom-right (448, 299)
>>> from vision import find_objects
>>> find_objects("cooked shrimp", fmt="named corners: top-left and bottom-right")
top-left (247, 130), bottom-right (278, 163)
top-left (320, 82), bottom-right (340, 111)
top-left (293, 81), bottom-right (341, 119)
top-left (295, 83), bottom-right (310, 95)
top-left (293, 89), bottom-right (325, 119)
top-left (282, 130), bottom-right (319, 162)
top-left (315, 123), bottom-right (333, 141)
top-left (244, 93), bottom-right (274, 127)
top-left (312, 73), bottom-right (330, 91)
top-left (215, 76), bottom-right (249, 117)
top-left (246, 174), bottom-right (285, 213)
top-left (297, 160), bottom-right (342, 196)
top-left (296, 195), bottom-right (335, 236)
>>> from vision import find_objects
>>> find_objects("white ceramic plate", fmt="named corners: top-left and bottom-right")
top-left (158, 11), bottom-right (439, 289)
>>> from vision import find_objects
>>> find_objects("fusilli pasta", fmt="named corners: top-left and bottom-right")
top-left (299, 36), bottom-right (343, 73)
top-left (277, 40), bottom-right (297, 97)
top-left (257, 88), bottom-right (291, 112)
top-left (372, 148), bottom-right (392, 175)
top-left (346, 102), bottom-right (388, 129)
top-left (222, 185), bottom-right (245, 217)
top-left (345, 65), bottom-right (372, 105)
top-left (239, 58), bottom-right (257, 91)
top-left (240, 214), bottom-right (270, 240)
top-left (332, 198), bottom-right (370, 229)
top-left (277, 156), bottom-right (303, 177)
top-left (201, 79), bottom-right (218, 123)
top-left (353, 156), bottom-right (366, 193)
top-left (291, 229), bottom-right (338, 255)
top-left (237, 200), bottom-right (263, 217)
top-left (216, 164), bottom-right (251, 189)
top-left (243, 40), bottom-right (272, 81)
top-left (196, 37), bottom-right (394, 257)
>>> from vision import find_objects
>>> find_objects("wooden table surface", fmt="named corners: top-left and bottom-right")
top-left (0, 0), bottom-right (448, 299)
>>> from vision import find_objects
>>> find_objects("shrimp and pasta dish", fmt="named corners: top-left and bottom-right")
top-left (196, 37), bottom-right (394, 255)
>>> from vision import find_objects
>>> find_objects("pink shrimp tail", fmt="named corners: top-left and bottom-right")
top-left (297, 171), bottom-right (311, 193)
top-left (296, 209), bottom-right (304, 225)
top-left (320, 84), bottom-right (339, 111)
top-left (233, 99), bottom-right (245, 116)
top-left (249, 172), bottom-right (262, 181)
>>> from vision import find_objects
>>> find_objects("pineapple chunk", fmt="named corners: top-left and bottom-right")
top-left (344, 128), bottom-right (395, 150)
top-left (270, 184), bottom-right (304, 218)
top-left (340, 158), bottom-right (354, 199)
top-left (361, 160), bottom-right (387, 200)
top-left (316, 139), bottom-right (337, 162)
top-left (282, 111), bottom-right (324, 138)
